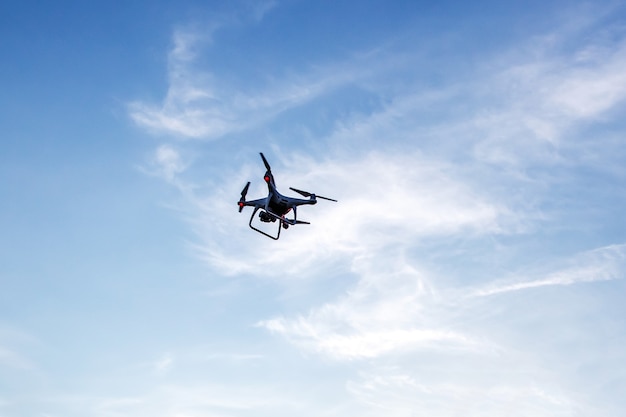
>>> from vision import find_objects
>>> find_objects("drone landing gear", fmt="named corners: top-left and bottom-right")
top-left (249, 207), bottom-right (282, 240)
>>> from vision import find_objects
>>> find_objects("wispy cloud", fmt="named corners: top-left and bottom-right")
top-left (262, 321), bottom-right (478, 360)
top-left (43, 381), bottom-right (303, 417)
top-left (128, 24), bottom-right (230, 139)
top-left (472, 244), bottom-right (626, 297)
top-left (347, 368), bottom-right (576, 417)
top-left (152, 144), bottom-right (189, 182)
top-left (259, 240), bottom-right (626, 363)
top-left (259, 248), bottom-right (487, 360)
top-left (188, 149), bottom-right (516, 279)
top-left (128, 28), bottom-right (372, 140)
top-left (470, 22), bottom-right (626, 167)
top-left (315, 12), bottom-right (626, 171)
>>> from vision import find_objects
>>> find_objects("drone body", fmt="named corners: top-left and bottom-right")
top-left (237, 153), bottom-right (336, 240)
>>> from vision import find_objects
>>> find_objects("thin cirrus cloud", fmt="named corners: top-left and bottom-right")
top-left (356, 20), bottom-right (626, 169)
top-left (346, 369), bottom-right (576, 417)
top-left (260, 243), bottom-right (626, 362)
top-left (471, 244), bottom-right (626, 298)
top-left (260, 270), bottom-right (481, 360)
top-left (50, 385), bottom-right (295, 417)
top-left (471, 29), bottom-right (626, 167)
top-left (128, 5), bottom-right (626, 151)
top-left (128, 28), bottom-right (368, 140)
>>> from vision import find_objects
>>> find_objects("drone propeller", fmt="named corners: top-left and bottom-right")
top-left (238, 181), bottom-right (250, 212)
top-left (259, 152), bottom-right (276, 185)
top-left (289, 187), bottom-right (337, 202)
top-left (240, 181), bottom-right (250, 198)
top-left (260, 152), bottom-right (271, 172)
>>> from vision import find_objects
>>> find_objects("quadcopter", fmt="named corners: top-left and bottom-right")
top-left (237, 153), bottom-right (337, 240)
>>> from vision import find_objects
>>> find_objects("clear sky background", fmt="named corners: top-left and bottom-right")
top-left (1, 1), bottom-right (626, 416)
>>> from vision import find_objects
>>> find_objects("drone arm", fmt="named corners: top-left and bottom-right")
top-left (238, 198), bottom-right (267, 212)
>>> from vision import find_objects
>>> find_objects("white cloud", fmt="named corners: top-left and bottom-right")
top-left (347, 369), bottom-right (576, 417)
top-left (548, 56), bottom-right (626, 119)
top-left (128, 28), bottom-right (367, 140)
top-left (259, 241), bottom-right (626, 364)
top-left (472, 244), bottom-right (626, 297)
top-left (47, 382), bottom-right (303, 417)
top-left (297, 243), bottom-right (626, 413)
top-left (258, 248), bottom-right (488, 360)
top-left (470, 26), bottom-right (626, 167)
top-left (154, 144), bottom-right (188, 182)
top-left (188, 149), bottom-right (516, 280)
top-left (317, 17), bottom-right (626, 171)
top-left (263, 322), bottom-right (477, 360)
top-left (247, 0), bottom-right (279, 22)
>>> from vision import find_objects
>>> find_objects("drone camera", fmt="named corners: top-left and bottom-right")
top-left (259, 210), bottom-right (273, 223)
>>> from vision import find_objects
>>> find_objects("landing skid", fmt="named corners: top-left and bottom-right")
top-left (248, 207), bottom-right (309, 240)
top-left (248, 207), bottom-right (282, 240)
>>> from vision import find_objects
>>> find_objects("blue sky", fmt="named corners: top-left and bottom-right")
top-left (2, 0), bottom-right (626, 416)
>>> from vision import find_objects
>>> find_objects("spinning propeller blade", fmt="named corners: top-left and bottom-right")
top-left (289, 187), bottom-right (311, 197)
top-left (260, 152), bottom-right (271, 172)
top-left (241, 182), bottom-right (250, 198)
top-left (289, 187), bottom-right (337, 202)
top-left (316, 195), bottom-right (338, 202)
top-left (238, 181), bottom-right (250, 212)
top-left (259, 152), bottom-right (275, 185)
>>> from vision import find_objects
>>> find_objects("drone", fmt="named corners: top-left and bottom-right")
top-left (237, 153), bottom-right (337, 240)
